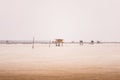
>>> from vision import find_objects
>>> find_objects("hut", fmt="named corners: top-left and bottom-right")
top-left (97, 41), bottom-right (100, 44)
top-left (91, 40), bottom-right (94, 45)
top-left (55, 39), bottom-right (63, 46)
top-left (80, 40), bottom-right (83, 45)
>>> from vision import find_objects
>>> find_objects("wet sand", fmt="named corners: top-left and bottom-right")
top-left (0, 44), bottom-right (120, 80)
top-left (0, 72), bottom-right (120, 80)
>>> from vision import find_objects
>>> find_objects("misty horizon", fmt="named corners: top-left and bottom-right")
top-left (0, 0), bottom-right (120, 41)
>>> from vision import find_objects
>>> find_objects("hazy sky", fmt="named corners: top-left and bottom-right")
top-left (0, 0), bottom-right (120, 41)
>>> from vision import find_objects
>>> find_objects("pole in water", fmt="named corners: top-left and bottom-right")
top-left (32, 37), bottom-right (35, 49)
top-left (49, 40), bottom-right (51, 48)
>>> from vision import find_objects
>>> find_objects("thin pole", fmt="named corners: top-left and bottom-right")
top-left (32, 37), bottom-right (35, 49)
top-left (49, 40), bottom-right (51, 48)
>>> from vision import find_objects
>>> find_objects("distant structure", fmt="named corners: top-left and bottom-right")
top-left (32, 37), bottom-right (35, 49)
top-left (49, 40), bottom-right (51, 48)
top-left (6, 40), bottom-right (9, 44)
top-left (80, 40), bottom-right (83, 45)
top-left (55, 39), bottom-right (63, 46)
top-left (71, 41), bottom-right (74, 43)
top-left (97, 41), bottom-right (100, 44)
top-left (90, 40), bottom-right (94, 45)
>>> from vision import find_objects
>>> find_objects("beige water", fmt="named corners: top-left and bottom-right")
top-left (0, 44), bottom-right (120, 74)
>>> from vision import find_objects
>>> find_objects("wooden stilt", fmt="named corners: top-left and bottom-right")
top-left (49, 40), bottom-right (51, 48)
top-left (32, 37), bottom-right (35, 49)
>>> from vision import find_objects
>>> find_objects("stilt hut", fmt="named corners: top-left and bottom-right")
top-left (91, 40), bottom-right (94, 45)
top-left (55, 39), bottom-right (63, 46)
top-left (80, 40), bottom-right (83, 45)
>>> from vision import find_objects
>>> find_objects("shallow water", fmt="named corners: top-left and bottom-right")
top-left (0, 44), bottom-right (120, 73)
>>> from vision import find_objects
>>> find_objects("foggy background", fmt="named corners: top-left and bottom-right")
top-left (0, 0), bottom-right (120, 42)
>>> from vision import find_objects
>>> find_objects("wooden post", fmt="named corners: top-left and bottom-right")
top-left (32, 37), bottom-right (35, 49)
top-left (49, 40), bottom-right (51, 48)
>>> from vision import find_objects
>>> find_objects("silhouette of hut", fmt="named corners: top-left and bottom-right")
top-left (97, 41), bottom-right (100, 44)
top-left (55, 39), bottom-right (63, 46)
top-left (80, 40), bottom-right (83, 45)
top-left (91, 40), bottom-right (94, 45)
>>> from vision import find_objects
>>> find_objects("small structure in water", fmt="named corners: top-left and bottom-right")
top-left (80, 40), bottom-right (83, 45)
top-left (55, 39), bottom-right (63, 46)
top-left (90, 40), bottom-right (94, 45)
top-left (96, 41), bottom-right (100, 44)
